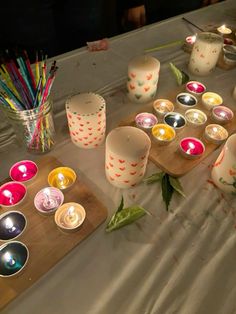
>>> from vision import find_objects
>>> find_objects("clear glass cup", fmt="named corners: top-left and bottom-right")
top-left (0, 99), bottom-right (55, 153)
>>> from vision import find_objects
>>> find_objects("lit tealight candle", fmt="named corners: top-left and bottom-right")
top-left (0, 211), bottom-right (27, 241)
top-left (211, 105), bottom-right (234, 124)
top-left (0, 241), bottom-right (29, 277)
top-left (0, 182), bottom-right (27, 208)
top-left (34, 187), bottom-right (64, 215)
top-left (48, 167), bottom-right (77, 190)
top-left (164, 112), bottom-right (186, 131)
top-left (55, 202), bottom-right (86, 232)
top-left (185, 109), bottom-right (207, 127)
top-left (135, 112), bottom-right (158, 131)
top-left (176, 93), bottom-right (198, 109)
top-left (186, 81), bottom-right (206, 96)
top-left (179, 137), bottom-right (205, 159)
top-left (204, 124), bottom-right (228, 145)
top-left (9, 160), bottom-right (38, 183)
top-left (201, 92), bottom-right (223, 110)
top-left (152, 124), bottom-right (176, 145)
top-left (152, 99), bottom-right (174, 118)
top-left (217, 24), bottom-right (232, 35)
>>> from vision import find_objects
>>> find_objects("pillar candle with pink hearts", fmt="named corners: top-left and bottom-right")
top-left (105, 126), bottom-right (151, 189)
top-left (127, 55), bottom-right (160, 104)
top-left (66, 93), bottom-right (106, 149)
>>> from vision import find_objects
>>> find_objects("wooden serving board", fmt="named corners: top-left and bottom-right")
top-left (0, 156), bottom-right (108, 310)
top-left (120, 88), bottom-right (236, 177)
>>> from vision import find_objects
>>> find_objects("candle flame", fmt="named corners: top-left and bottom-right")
top-left (18, 165), bottom-right (27, 173)
top-left (3, 189), bottom-right (13, 199)
top-left (192, 83), bottom-right (198, 91)
top-left (184, 95), bottom-right (191, 103)
top-left (67, 206), bottom-right (75, 217)
top-left (159, 128), bottom-right (165, 135)
top-left (58, 173), bottom-right (65, 182)
top-left (213, 127), bottom-right (218, 133)
top-left (4, 251), bottom-right (15, 265)
top-left (220, 111), bottom-right (226, 118)
top-left (44, 188), bottom-right (51, 197)
top-left (186, 142), bottom-right (195, 155)
top-left (5, 217), bottom-right (14, 230)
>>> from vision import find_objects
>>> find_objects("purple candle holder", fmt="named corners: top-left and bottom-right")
top-left (34, 187), bottom-right (64, 215)
top-left (211, 106), bottom-right (234, 124)
top-left (9, 160), bottom-right (38, 183)
top-left (0, 211), bottom-right (27, 241)
top-left (0, 182), bottom-right (27, 208)
top-left (135, 112), bottom-right (158, 131)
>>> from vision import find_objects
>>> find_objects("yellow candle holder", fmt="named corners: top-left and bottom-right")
top-left (55, 202), bottom-right (86, 233)
top-left (201, 92), bottom-right (223, 111)
top-left (152, 124), bottom-right (176, 145)
top-left (48, 167), bottom-right (77, 190)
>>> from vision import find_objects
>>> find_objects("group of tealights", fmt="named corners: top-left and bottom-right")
top-left (0, 160), bottom-right (84, 277)
top-left (134, 80), bottom-right (234, 159)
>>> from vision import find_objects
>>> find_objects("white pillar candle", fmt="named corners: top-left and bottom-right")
top-left (66, 93), bottom-right (106, 149)
top-left (127, 55), bottom-right (160, 104)
top-left (105, 126), bottom-right (151, 189)
top-left (188, 32), bottom-right (223, 76)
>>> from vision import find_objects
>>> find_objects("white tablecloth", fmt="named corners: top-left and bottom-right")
top-left (1, 1), bottom-right (236, 313)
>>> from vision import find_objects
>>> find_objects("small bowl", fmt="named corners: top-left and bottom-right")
top-left (0, 241), bottom-right (29, 277)
top-left (151, 124), bottom-right (176, 145)
top-left (0, 211), bottom-right (27, 241)
top-left (9, 160), bottom-right (38, 183)
top-left (164, 112), bottom-right (186, 131)
top-left (185, 81), bottom-right (206, 97)
top-left (176, 92), bottom-right (198, 109)
top-left (185, 109), bottom-right (207, 127)
top-left (211, 105), bottom-right (234, 124)
top-left (179, 137), bottom-right (205, 160)
top-left (152, 99), bottom-right (174, 118)
top-left (135, 112), bottom-right (158, 131)
top-left (34, 187), bottom-right (64, 215)
top-left (0, 182), bottom-right (27, 209)
top-left (48, 167), bottom-right (77, 190)
top-left (223, 53), bottom-right (236, 66)
top-left (204, 124), bottom-right (228, 145)
top-left (55, 202), bottom-right (86, 233)
top-left (201, 92), bottom-right (223, 110)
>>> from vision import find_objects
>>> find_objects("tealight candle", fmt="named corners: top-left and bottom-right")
top-left (186, 35), bottom-right (196, 45)
top-left (176, 93), bottom-right (198, 109)
top-left (34, 187), bottom-right (64, 215)
top-left (152, 124), bottom-right (176, 145)
top-left (0, 241), bottom-right (29, 277)
top-left (204, 124), bottom-right (228, 145)
top-left (223, 53), bottom-right (236, 66)
top-left (164, 112), bottom-right (186, 131)
top-left (9, 160), bottom-right (38, 183)
top-left (186, 81), bottom-right (206, 96)
top-left (217, 24), bottom-right (232, 35)
top-left (0, 182), bottom-right (27, 208)
top-left (55, 202), bottom-right (86, 232)
top-left (152, 99), bottom-right (174, 118)
top-left (211, 105), bottom-right (234, 124)
top-left (179, 137), bottom-right (205, 159)
top-left (0, 211), bottom-right (27, 241)
top-left (201, 92), bottom-right (223, 110)
top-left (48, 167), bottom-right (76, 190)
top-left (185, 109), bottom-right (207, 127)
top-left (135, 112), bottom-right (158, 131)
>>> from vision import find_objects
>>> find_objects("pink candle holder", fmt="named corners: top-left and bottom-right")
top-left (186, 81), bottom-right (206, 97)
top-left (211, 106), bottom-right (234, 125)
top-left (179, 137), bottom-right (205, 159)
top-left (0, 182), bottom-right (27, 208)
top-left (135, 112), bottom-right (158, 131)
top-left (34, 187), bottom-right (64, 215)
top-left (9, 160), bottom-right (38, 183)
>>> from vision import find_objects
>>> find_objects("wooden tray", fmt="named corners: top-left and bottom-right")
top-left (0, 156), bottom-right (108, 310)
top-left (120, 88), bottom-right (236, 177)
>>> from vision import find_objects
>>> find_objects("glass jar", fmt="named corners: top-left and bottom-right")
top-left (0, 100), bottom-right (55, 154)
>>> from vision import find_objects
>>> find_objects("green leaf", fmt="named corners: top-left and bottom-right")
top-left (106, 206), bottom-right (147, 232)
top-left (161, 174), bottom-right (174, 211)
top-left (169, 62), bottom-right (189, 86)
top-left (143, 172), bottom-right (164, 184)
top-left (117, 196), bottom-right (124, 212)
top-left (169, 176), bottom-right (186, 198)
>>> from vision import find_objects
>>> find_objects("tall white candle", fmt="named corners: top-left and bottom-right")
top-left (188, 32), bottom-right (223, 76)
top-left (127, 55), bottom-right (160, 104)
top-left (105, 126), bottom-right (151, 188)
